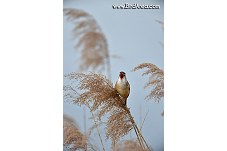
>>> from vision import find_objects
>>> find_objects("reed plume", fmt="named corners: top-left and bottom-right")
top-left (132, 63), bottom-right (164, 102)
top-left (63, 115), bottom-right (87, 150)
top-left (116, 139), bottom-right (152, 151)
top-left (63, 8), bottom-right (111, 79)
top-left (64, 72), bottom-right (151, 150)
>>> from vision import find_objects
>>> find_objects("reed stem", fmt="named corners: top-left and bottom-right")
top-left (87, 103), bottom-right (106, 151)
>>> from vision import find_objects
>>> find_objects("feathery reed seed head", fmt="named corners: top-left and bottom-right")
top-left (64, 8), bottom-right (110, 72)
top-left (64, 72), bottom-right (133, 145)
top-left (63, 115), bottom-right (87, 150)
top-left (116, 139), bottom-right (152, 151)
top-left (132, 63), bottom-right (164, 102)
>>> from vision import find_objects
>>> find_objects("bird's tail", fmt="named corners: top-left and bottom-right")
top-left (119, 96), bottom-right (127, 106)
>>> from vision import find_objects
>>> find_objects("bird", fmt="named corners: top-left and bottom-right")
top-left (115, 71), bottom-right (130, 105)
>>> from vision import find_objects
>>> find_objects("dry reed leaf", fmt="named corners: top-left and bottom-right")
top-left (64, 8), bottom-right (110, 73)
top-left (63, 115), bottom-right (87, 150)
top-left (156, 20), bottom-right (164, 48)
top-left (161, 111), bottom-right (164, 116)
top-left (132, 63), bottom-right (164, 102)
top-left (116, 139), bottom-right (152, 151)
top-left (64, 72), bottom-right (133, 146)
top-left (155, 19), bottom-right (164, 31)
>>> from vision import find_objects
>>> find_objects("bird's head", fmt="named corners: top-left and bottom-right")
top-left (119, 71), bottom-right (126, 79)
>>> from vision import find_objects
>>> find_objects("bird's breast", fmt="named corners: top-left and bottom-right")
top-left (115, 80), bottom-right (130, 98)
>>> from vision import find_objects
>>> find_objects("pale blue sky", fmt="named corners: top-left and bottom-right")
top-left (64, 0), bottom-right (164, 150)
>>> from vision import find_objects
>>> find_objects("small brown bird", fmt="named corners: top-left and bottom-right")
top-left (115, 71), bottom-right (130, 105)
